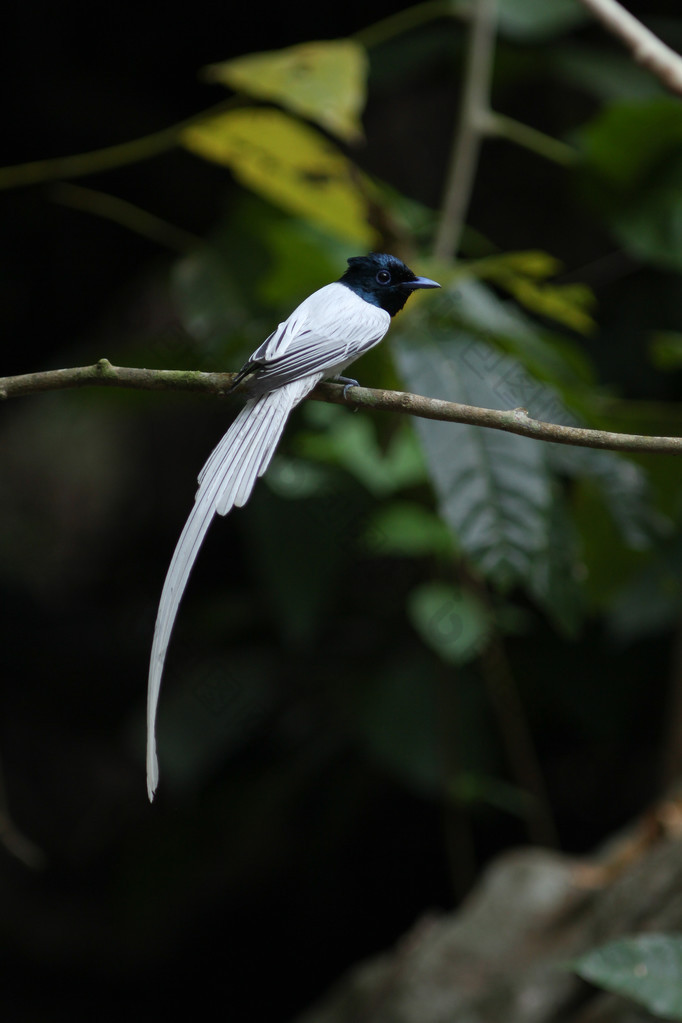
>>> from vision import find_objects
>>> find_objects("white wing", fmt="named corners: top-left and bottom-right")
top-left (243, 283), bottom-right (390, 393)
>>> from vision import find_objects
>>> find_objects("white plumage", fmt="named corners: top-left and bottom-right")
top-left (146, 283), bottom-right (391, 800)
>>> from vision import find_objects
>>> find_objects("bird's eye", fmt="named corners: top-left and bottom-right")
top-left (376, 270), bottom-right (391, 284)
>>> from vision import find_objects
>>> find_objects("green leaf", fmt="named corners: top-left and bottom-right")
top-left (204, 40), bottom-right (368, 143)
top-left (254, 215), bottom-right (351, 308)
top-left (446, 275), bottom-right (595, 391)
top-left (527, 488), bottom-right (584, 635)
top-left (448, 771), bottom-right (534, 817)
top-left (172, 247), bottom-right (251, 360)
top-left (394, 277), bottom-right (660, 619)
top-left (650, 331), bottom-right (682, 371)
top-left (552, 45), bottom-right (666, 102)
top-left (480, 250), bottom-right (563, 278)
top-left (578, 99), bottom-right (682, 270)
top-left (610, 151), bottom-right (682, 272)
top-left (572, 934), bottom-right (682, 1019)
top-left (496, 0), bottom-right (588, 41)
top-left (393, 321), bottom-right (554, 588)
top-left (264, 456), bottom-right (337, 500)
top-left (547, 443), bottom-right (663, 551)
top-left (407, 581), bottom-right (491, 666)
top-left (363, 501), bottom-right (456, 558)
top-left (578, 98), bottom-right (682, 188)
top-left (298, 405), bottom-right (428, 497)
top-left (472, 250), bottom-right (596, 333)
top-left (245, 483), bottom-right (360, 646)
top-left (181, 108), bottom-right (376, 245)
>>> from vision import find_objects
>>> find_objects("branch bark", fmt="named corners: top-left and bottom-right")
top-left (1, 359), bottom-right (681, 456)
top-left (576, 0), bottom-right (682, 96)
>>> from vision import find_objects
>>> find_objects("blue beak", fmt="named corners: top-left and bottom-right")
top-left (404, 276), bottom-right (441, 290)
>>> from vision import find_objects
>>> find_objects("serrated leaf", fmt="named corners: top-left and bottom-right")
top-left (527, 486), bottom-right (584, 635)
top-left (394, 323), bottom-right (553, 588)
top-left (435, 281), bottom-right (661, 554)
top-left (204, 40), bottom-right (368, 143)
top-left (181, 108), bottom-right (375, 245)
top-left (408, 581), bottom-right (491, 665)
top-left (572, 934), bottom-right (682, 1019)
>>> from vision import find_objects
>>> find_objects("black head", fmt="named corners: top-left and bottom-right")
top-left (339, 253), bottom-right (440, 317)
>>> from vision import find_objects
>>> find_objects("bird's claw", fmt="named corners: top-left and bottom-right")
top-left (334, 375), bottom-right (360, 401)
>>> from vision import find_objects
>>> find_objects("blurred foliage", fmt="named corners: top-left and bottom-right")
top-left (3, 0), bottom-right (682, 1019)
top-left (572, 934), bottom-right (682, 1019)
top-left (578, 98), bottom-right (682, 272)
top-left (182, 108), bottom-right (377, 245)
top-left (203, 40), bottom-right (369, 142)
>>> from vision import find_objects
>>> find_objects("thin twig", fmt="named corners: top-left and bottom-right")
top-left (1, 359), bottom-right (681, 456)
top-left (0, 99), bottom-right (238, 192)
top-left (576, 0), bottom-right (682, 96)
top-left (483, 112), bottom-right (577, 167)
top-left (354, 0), bottom-right (459, 49)
top-left (479, 629), bottom-right (559, 847)
top-left (51, 184), bottom-right (201, 252)
top-left (434, 0), bottom-right (498, 261)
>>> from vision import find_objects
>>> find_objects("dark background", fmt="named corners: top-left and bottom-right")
top-left (2, 2), bottom-right (682, 1020)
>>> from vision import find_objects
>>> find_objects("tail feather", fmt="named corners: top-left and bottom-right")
top-left (220, 401), bottom-right (279, 512)
top-left (146, 383), bottom-right (306, 801)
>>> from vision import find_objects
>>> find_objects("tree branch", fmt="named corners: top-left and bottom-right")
top-left (433, 0), bottom-right (498, 261)
top-left (1, 359), bottom-right (681, 456)
top-left (576, 0), bottom-right (682, 96)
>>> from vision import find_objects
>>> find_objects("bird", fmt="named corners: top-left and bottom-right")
top-left (146, 252), bottom-right (440, 800)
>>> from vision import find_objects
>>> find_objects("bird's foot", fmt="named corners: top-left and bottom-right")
top-left (334, 375), bottom-right (360, 400)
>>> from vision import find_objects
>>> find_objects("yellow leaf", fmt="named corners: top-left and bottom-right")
top-left (181, 109), bottom-right (376, 246)
top-left (204, 40), bottom-right (368, 143)
top-left (470, 250), bottom-right (596, 334)
top-left (486, 250), bottom-right (562, 279)
top-left (506, 278), bottom-right (596, 334)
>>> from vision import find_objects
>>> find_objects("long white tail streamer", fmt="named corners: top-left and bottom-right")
top-left (146, 378), bottom-right (315, 800)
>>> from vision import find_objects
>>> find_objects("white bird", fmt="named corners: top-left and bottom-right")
top-left (146, 253), bottom-right (440, 800)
